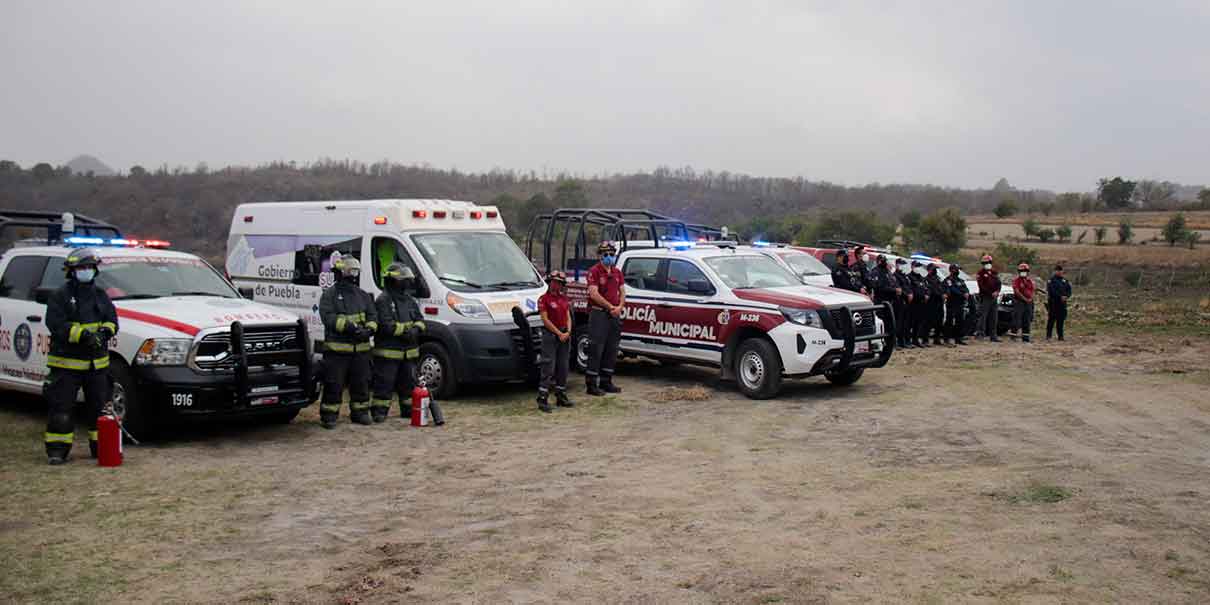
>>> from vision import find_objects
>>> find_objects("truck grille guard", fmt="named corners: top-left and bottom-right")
top-left (229, 318), bottom-right (314, 407)
top-left (831, 301), bottom-right (895, 372)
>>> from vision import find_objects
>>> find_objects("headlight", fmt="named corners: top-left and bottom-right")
top-left (780, 307), bottom-right (823, 329)
top-left (446, 292), bottom-right (491, 319)
top-left (135, 338), bottom-right (191, 366)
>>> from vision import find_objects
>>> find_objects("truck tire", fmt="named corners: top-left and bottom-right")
top-left (417, 341), bottom-right (458, 399)
top-left (108, 359), bottom-right (151, 441)
top-left (825, 367), bottom-right (864, 386)
top-left (734, 338), bottom-right (782, 399)
top-left (571, 323), bottom-right (590, 374)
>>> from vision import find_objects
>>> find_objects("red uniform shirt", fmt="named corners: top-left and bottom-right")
top-left (588, 263), bottom-right (624, 307)
top-left (976, 268), bottom-right (1001, 296)
top-left (1012, 276), bottom-right (1036, 303)
top-left (538, 291), bottom-right (570, 331)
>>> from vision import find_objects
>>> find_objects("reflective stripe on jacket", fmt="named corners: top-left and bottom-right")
top-left (45, 281), bottom-right (118, 371)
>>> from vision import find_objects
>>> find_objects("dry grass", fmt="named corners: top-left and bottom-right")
top-left (967, 210), bottom-right (1210, 230)
top-left (650, 385), bottom-right (712, 402)
top-left (962, 241), bottom-right (1210, 267)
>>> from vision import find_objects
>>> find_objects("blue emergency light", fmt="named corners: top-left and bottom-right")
top-left (64, 236), bottom-right (170, 248)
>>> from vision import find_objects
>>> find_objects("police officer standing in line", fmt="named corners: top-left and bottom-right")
top-left (1046, 264), bottom-right (1073, 341)
top-left (908, 260), bottom-right (930, 347)
top-left (893, 258), bottom-right (914, 348)
top-left (943, 264), bottom-right (971, 345)
top-left (852, 245), bottom-right (872, 291)
top-left (870, 255), bottom-right (902, 343)
top-left (536, 270), bottom-right (573, 413)
top-left (831, 249), bottom-right (864, 293)
top-left (976, 254), bottom-right (1002, 342)
top-left (585, 241), bottom-right (625, 396)
top-left (318, 256), bottom-right (378, 428)
top-left (1010, 262), bottom-right (1036, 343)
top-left (370, 263), bottom-right (425, 423)
top-left (43, 249), bottom-right (118, 465)
top-left (924, 263), bottom-right (946, 346)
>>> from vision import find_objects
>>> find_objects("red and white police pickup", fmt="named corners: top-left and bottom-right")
top-left (563, 241), bottom-right (895, 398)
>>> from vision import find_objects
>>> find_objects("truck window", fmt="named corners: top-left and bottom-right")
top-left (39, 257), bottom-right (68, 291)
top-left (370, 237), bottom-right (429, 298)
top-left (290, 237), bottom-right (362, 287)
top-left (622, 258), bottom-right (662, 291)
top-left (666, 259), bottom-right (712, 295)
top-left (0, 256), bottom-right (49, 300)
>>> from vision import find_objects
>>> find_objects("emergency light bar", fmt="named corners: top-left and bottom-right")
top-left (668, 240), bottom-right (695, 250)
top-left (64, 236), bottom-right (171, 248)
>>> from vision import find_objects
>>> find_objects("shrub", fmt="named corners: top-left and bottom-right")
top-left (1056, 224), bottom-right (1073, 242)
top-left (994, 199), bottom-right (1017, 218)
top-left (1117, 219), bottom-right (1134, 244)
top-left (994, 241), bottom-right (1039, 268)
top-left (1162, 212), bottom-right (1188, 247)
top-left (1022, 217), bottom-right (1040, 240)
top-left (1094, 225), bottom-right (1108, 245)
top-left (1124, 270), bottom-right (1143, 287)
top-left (1037, 228), bottom-right (1056, 243)
top-left (1186, 231), bottom-right (1203, 249)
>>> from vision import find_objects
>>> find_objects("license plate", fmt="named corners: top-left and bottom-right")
top-left (250, 385), bottom-right (279, 394)
top-left (251, 396), bottom-right (279, 406)
top-left (855, 342), bottom-right (870, 354)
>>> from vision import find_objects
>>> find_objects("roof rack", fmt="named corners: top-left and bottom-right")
top-left (0, 210), bottom-right (121, 247)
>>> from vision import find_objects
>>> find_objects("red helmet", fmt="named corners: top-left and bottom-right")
top-left (980, 254), bottom-right (993, 263)
top-left (547, 270), bottom-right (567, 284)
top-left (1017, 262), bottom-right (1030, 272)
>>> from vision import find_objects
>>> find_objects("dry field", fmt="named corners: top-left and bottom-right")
top-left (966, 211), bottom-right (1210, 230)
top-left (960, 240), bottom-right (1210, 268)
top-left (4, 332), bottom-right (1210, 604)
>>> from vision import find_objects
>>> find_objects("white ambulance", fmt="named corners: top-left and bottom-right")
top-left (0, 212), bottom-right (313, 437)
top-left (226, 199), bottom-right (547, 398)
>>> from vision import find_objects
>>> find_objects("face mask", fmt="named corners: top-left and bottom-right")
top-left (602, 255), bottom-right (616, 266)
top-left (75, 268), bottom-right (96, 283)
top-left (983, 263), bottom-right (992, 270)
top-left (344, 270), bottom-right (360, 283)
top-left (896, 265), bottom-right (905, 273)
top-left (1019, 272), bottom-right (1028, 278)
top-left (862, 254), bottom-right (870, 262)
top-left (548, 282), bottom-right (563, 294)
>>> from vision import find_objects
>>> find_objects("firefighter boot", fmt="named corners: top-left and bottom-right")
top-left (320, 413), bottom-right (338, 429)
top-left (586, 375), bottom-right (604, 397)
top-left (556, 389), bottom-right (574, 408)
top-left (537, 392), bottom-right (553, 413)
top-left (351, 410), bottom-right (372, 426)
top-left (371, 408), bottom-right (388, 423)
top-left (600, 376), bottom-right (622, 394)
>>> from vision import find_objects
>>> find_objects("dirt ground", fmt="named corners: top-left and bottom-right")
top-left (3, 333), bottom-right (1210, 604)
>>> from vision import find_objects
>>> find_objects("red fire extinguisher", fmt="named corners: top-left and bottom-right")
top-left (96, 414), bottom-right (122, 467)
top-left (411, 383), bottom-right (431, 427)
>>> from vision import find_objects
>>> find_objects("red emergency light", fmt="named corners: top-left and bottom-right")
top-left (412, 210), bottom-right (427, 219)
top-left (486, 210), bottom-right (498, 218)
top-left (469, 211), bottom-right (483, 220)
top-left (432, 210), bottom-right (447, 219)
top-left (143, 239), bottom-right (171, 248)
top-left (373, 216), bottom-right (388, 225)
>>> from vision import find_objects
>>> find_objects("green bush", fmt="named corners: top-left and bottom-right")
top-left (1094, 225), bottom-right (1108, 245)
top-left (1057, 224), bottom-right (1073, 242)
top-left (1162, 212), bottom-right (1188, 247)
top-left (1037, 228), bottom-right (1056, 243)
top-left (799, 210), bottom-right (896, 247)
top-left (1124, 270), bottom-right (1143, 287)
top-left (1118, 219), bottom-right (1134, 244)
top-left (994, 199), bottom-right (1017, 218)
top-left (994, 242), bottom-right (1039, 268)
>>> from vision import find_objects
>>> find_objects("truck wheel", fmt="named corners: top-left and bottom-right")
top-left (108, 359), bottom-right (151, 441)
top-left (417, 342), bottom-right (458, 399)
top-left (825, 367), bottom-right (864, 386)
top-left (571, 324), bottom-right (590, 374)
top-left (735, 338), bottom-right (782, 399)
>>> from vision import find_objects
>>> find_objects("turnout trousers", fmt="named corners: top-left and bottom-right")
top-left (586, 309), bottom-right (621, 384)
top-left (44, 368), bottom-right (110, 458)
top-left (321, 351), bottom-right (371, 421)
top-left (540, 331), bottom-right (570, 395)
top-left (371, 357), bottom-right (416, 417)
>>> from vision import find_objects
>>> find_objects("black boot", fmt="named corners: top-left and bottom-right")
top-left (47, 454), bottom-right (68, 466)
top-left (89, 440), bottom-right (98, 459)
top-left (600, 376), bottom-right (621, 394)
top-left (371, 408), bottom-right (388, 423)
top-left (537, 392), bottom-right (553, 413)
top-left (320, 414), bottom-right (338, 429)
top-left (556, 390), bottom-right (574, 407)
top-left (352, 410), bottom-right (372, 425)
top-left (586, 375), bottom-right (604, 397)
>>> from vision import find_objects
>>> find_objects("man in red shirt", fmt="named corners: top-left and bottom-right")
top-left (586, 241), bottom-right (626, 396)
top-left (976, 254), bottom-right (1002, 342)
top-left (1010, 262), bottom-right (1036, 343)
top-left (537, 271), bottom-right (573, 412)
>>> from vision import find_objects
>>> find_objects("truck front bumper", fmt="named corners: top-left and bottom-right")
top-left (133, 365), bottom-right (313, 417)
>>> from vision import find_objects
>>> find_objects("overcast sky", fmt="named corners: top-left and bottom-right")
top-left (2, 1), bottom-right (1207, 191)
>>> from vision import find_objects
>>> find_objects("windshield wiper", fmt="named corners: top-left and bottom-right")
top-left (112, 294), bottom-right (161, 300)
top-left (172, 291), bottom-right (231, 298)
top-left (439, 276), bottom-right (484, 289)
top-left (483, 280), bottom-right (541, 288)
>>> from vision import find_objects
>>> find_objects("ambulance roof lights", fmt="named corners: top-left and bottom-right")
top-left (433, 210), bottom-right (448, 219)
top-left (469, 210), bottom-right (483, 219)
top-left (143, 239), bottom-right (171, 248)
top-left (412, 210), bottom-right (428, 219)
top-left (374, 216), bottom-right (388, 225)
top-left (486, 210), bottom-right (498, 218)
top-left (65, 236), bottom-right (170, 248)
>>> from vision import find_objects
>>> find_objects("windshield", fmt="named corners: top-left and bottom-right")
top-left (705, 255), bottom-right (801, 289)
top-left (98, 256), bottom-right (237, 300)
top-left (411, 231), bottom-right (541, 292)
top-left (778, 251), bottom-right (830, 276)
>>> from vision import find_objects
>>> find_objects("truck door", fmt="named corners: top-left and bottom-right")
top-left (657, 259), bottom-right (724, 364)
top-left (0, 255), bottom-right (52, 391)
top-left (618, 257), bottom-right (667, 358)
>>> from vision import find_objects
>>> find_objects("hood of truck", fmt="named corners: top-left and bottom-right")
top-left (115, 296), bottom-right (300, 338)
top-left (733, 285), bottom-right (871, 310)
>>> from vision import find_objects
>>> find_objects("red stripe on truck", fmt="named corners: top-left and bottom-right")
top-left (116, 308), bottom-right (201, 336)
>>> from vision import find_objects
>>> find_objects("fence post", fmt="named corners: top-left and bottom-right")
top-left (1168, 266), bottom-right (1176, 292)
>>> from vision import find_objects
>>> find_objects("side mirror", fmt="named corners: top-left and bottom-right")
top-left (687, 279), bottom-right (714, 295)
top-left (34, 287), bottom-right (53, 304)
top-left (237, 286), bottom-right (255, 299)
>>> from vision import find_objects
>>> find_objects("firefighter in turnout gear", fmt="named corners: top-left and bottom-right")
top-left (908, 260), bottom-right (930, 347)
top-left (536, 270), bottom-right (573, 413)
top-left (924, 263), bottom-right (946, 345)
top-left (43, 248), bottom-right (118, 465)
top-left (585, 240), bottom-right (626, 396)
top-left (943, 264), bottom-right (971, 345)
top-left (318, 256), bottom-right (378, 428)
top-left (371, 263), bottom-right (424, 422)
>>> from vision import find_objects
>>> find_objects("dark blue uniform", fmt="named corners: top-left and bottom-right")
top-left (943, 274), bottom-right (969, 344)
top-left (1046, 274), bottom-right (1072, 340)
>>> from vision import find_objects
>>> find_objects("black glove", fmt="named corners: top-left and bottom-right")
top-left (408, 326), bottom-right (422, 343)
top-left (86, 331), bottom-right (106, 352)
top-left (357, 326), bottom-right (375, 342)
top-left (98, 327), bottom-right (114, 343)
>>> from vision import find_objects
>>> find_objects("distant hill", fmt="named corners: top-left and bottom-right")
top-left (65, 154), bottom-right (114, 176)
